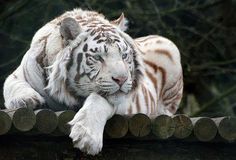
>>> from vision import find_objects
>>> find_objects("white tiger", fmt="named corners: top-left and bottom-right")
top-left (3, 9), bottom-right (183, 155)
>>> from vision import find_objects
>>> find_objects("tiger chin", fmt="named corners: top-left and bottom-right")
top-left (3, 8), bottom-right (183, 155)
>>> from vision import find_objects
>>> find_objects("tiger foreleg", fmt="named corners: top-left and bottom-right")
top-left (3, 41), bottom-right (47, 110)
top-left (68, 92), bottom-right (116, 155)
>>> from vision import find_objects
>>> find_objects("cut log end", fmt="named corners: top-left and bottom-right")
top-left (12, 108), bottom-right (36, 132)
top-left (128, 113), bottom-right (151, 137)
top-left (152, 115), bottom-right (175, 139)
top-left (105, 114), bottom-right (128, 138)
top-left (0, 111), bottom-right (12, 135)
top-left (173, 114), bottom-right (193, 139)
top-left (35, 109), bottom-right (58, 134)
top-left (218, 117), bottom-right (236, 142)
top-left (193, 117), bottom-right (217, 142)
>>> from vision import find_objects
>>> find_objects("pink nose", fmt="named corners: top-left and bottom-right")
top-left (112, 76), bottom-right (127, 86)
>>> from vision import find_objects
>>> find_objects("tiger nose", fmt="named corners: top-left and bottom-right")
top-left (112, 76), bottom-right (127, 86)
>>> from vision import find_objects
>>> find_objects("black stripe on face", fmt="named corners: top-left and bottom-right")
top-left (97, 39), bottom-right (105, 43)
top-left (104, 45), bottom-right (108, 53)
top-left (66, 48), bottom-right (76, 71)
top-left (85, 53), bottom-right (105, 64)
top-left (83, 43), bottom-right (88, 52)
top-left (76, 53), bottom-right (83, 75)
top-left (90, 47), bottom-right (98, 53)
top-left (95, 55), bottom-right (104, 63)
top-left (85, 53), bottom-right (96, 66)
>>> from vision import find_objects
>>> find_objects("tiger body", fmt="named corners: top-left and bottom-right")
top-left (3, 9), bottom-right (183, 155)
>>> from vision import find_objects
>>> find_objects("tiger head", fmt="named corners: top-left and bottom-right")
top-left (46, 13), bottom-right (142, 106)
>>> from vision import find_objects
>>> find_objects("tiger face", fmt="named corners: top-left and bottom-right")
top-left (58, 17), bottom-right (140, 105)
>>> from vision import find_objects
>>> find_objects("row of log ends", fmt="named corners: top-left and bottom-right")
top-left (0, 108), bottom-right (235, 142)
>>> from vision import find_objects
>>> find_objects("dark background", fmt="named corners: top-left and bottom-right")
top-left (0, 0), bottom-right (236, 117)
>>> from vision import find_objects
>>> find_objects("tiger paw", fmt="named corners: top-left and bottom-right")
top-left (68, 92), bottom-right (114, 155)
top-left (5, 92), bottom-right (45, 109)
top-left (69, 121), bottom-right (103, 155)
top-left (68, 104), bottom-right (104, 155)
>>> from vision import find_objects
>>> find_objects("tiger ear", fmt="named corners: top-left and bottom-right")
top-left (111, 13), bottom-right (128, 32)
top-left (60, 17), bottom-right (82, 41)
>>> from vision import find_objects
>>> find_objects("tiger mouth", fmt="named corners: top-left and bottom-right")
top-left (99, 89), bottom-right (127, 97)
top-left (110, 89), bottom-right (130, 97)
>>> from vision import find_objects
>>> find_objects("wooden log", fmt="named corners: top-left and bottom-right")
top-left (56, 110), bottom-right (76, 135)
top-left (128, 113), bottom-right (151, 137)
top-left (192, 117), bottom-right (217, 141)
top-left (152, 115), bottom-right (175, 139)
top-left (6, 108), bottom-right (36, 131)
top-left (35, 109), bottom-right (58, 134)
top-left (214, 117), bottom-right (236, 142)
top-left (0, 110), bottom-right (12, 135)
top-left (105, 114), bottom-right (128, 138)
top-left (173, 114), bottom-right (193, 139)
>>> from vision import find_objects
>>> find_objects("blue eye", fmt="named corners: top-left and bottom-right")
top-left (122, 53), bottom-right (128, 59)
top-left (93, 55), bottom-right (104, 62)
top-left (93, 55), bottom-right (101, 61)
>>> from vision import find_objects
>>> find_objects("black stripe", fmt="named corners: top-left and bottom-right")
top-left (83, 44), bottom-right (88, 52)
top-left (97, 39), bottom-right (105, 43)
top-left (66, 52), bottom-right (74, 71)
top-left (90, 47), bottom-right (98, 53)
top-left (74, 53), bottom-right (83, 82)
top-left (104, 45), bottom-right (108, 53)
top-left (93, 35), bottom-right (101, 41)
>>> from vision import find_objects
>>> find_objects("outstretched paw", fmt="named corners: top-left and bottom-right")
top-left (69, 122), bottom-right (103, 155)
top-left (68, 92), bottom-right (115, 155)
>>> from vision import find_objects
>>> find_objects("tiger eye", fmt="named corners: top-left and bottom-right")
top-left (93, 55), bottom-right (104, 62)
top-left (122, 53), bottom-right (128, 59)
top-left (93, 55), bottom-right (101, 61)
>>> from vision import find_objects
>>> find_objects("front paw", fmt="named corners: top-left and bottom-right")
top-left (68, 92), bottom-right (114, 155)
top-left (69, 121), bottom-right (103, 155)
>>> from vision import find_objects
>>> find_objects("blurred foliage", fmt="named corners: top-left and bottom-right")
top-left (0, 0), bottom-right (236, 117)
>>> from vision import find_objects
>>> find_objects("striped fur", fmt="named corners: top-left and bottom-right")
top-left (3, 9), bottom-right (183, 154)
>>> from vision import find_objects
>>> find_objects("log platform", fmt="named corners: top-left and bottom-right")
top-left (0, 108), bottom-right (235, 160)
